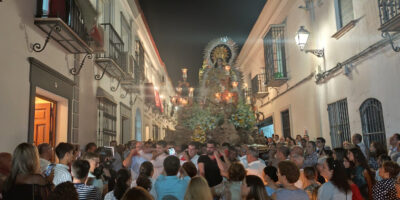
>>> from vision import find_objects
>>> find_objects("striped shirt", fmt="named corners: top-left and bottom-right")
top-left (53, 164), bottom-right (72, 186)
top-left (74, 183), bottom-right (102, 200)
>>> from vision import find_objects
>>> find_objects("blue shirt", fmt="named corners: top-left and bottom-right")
top-left (155, 175), bottom-right (191, 200)
top-left (130, 155), bottom-right (147, 178)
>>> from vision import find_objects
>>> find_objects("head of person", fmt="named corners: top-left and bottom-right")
top-left (110, 140), bottom-right (117, 147)
top-left (48, 182), bottom-right (79, 200)
top-left (275, 146), bottom-right (290, 161)
top-left (347, 147), bottom-right (368, 167)
top-left (188, 141), bottom-right (199, 158)
top-left (277, 160), bottom-right (300, 185)
top-left (316, 137), bottom-right (325, 149)
top-left (136, 175), bottom-right (152, 191)
top-left (163, 155), bottom-right (180, 176)
top-left (320, 148), bottom-right (333, 158)
top-left (184, 176), bottom-right (213, 200)
top-left (206, 140), bottom-right (217, 156)
top-left (320, 157), bottom-right (351, 193)
top-left (139, 161), bottom-right (154, 177)
top-left (274, 134), bottom-right (279, 141)
top-left (289, 146), bottom-right (304, 168)
top-left (352, 133), bottom-right (362, 145)
top-left (38, 143), bottom-right (53, 161)
top-left (82, 152), bottom-right (99, 173)
top-left (156, 140), bottom-right (167, 154)
top-left (113, 168), bottom-right (132, 199)
top-left (379, 161), bottom-right (400, 179)
top-left (305, 141), bottom-right (316, 155)
top-left (303, 135), bottom-right (309, 142)
top-left (71, 160), bottom-right (90, 182)
top-left (121, 187), bottom-right (153, 200)
top-left (246, 147), bottom-right (259, 163)
top-left (304, 166), bottom-right (317, 181)
top-left (241, 175), bottom-right (268, 200)
top-left (301, 138), bottom-right (307, 148)
top-left (85, 142), bottom-right (97, 153)
top-left (135, 142), bottom-right (143, 152)
top-left (55, 142), bottom-right (74, 164)
top-left (370, 142), bottom-right (387, 158)
top-left (228, 162), bottom-right (246, 182)
top-left (263, 166), bottom-right (278, 183)
top-left (182, 161), bottom-right (197, 178)
top-left (72, 144), bottom-right (80, 160)
top-left (0, 152), bottom-right (12, 176)
top-left (143, 141), bottom-right (153, 153)
top-left (4, 143), bottom-right (40, 191)
top-left (296, 135), bottom-right (302, 140)
top-left (390, 133), bottom-right (400, 147)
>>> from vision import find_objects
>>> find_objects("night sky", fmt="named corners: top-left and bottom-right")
top-left (139, 0), bottom-right (267, 87)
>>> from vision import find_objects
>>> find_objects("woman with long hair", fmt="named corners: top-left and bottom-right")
top-left (2, 143), bottom-right (53, 199)
top-left (332, 148), bottom-right (363, 200)
top-left (131, 161), bottom-right (156, 198)
top-left (104, 168), bottom-right (132, 200)
top-left (242, 175), bottom-right (270, 200)
top-left (369, 142), bottom-right (387, 171)
top-left (184, 176), bottom-right (213, 200)
top-left (318, 157), bottom-right (352, 199)
top-left (348, 147), bottom-right (375, 199)
top-left (212, 162), bottom-right (246, 200)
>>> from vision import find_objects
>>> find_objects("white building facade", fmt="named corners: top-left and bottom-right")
top-left (0, 0), bottom-right (176, 152)
top-left (238, 0), bottom-right (400, 148)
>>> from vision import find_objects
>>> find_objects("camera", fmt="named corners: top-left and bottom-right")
top-left (93, 147), bottom-right (115, 179)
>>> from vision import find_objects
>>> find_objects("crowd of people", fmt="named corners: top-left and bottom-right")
top-left (1, 133), bottom-right (400, 200)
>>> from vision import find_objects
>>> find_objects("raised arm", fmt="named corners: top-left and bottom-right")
top-left (122, 149), bottom-right (136, 168)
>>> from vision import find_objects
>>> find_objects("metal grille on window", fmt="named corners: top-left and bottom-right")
top-left (264, 24), bottom-right (287, 87)
top-left (281, 110), bottom-right (291, 139)
top-left (328, 99), bottom-right (351, 148)
top-left (359, 98), bottom-right (386, 149)
top-left (97, 98), bottom-right (116, 146)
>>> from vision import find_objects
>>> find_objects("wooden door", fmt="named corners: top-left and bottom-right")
top-left (34, 103), bottom-right (52, 146)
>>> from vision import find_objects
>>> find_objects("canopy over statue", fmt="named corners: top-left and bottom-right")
top-left (166, 37), bottom-right (259, 145)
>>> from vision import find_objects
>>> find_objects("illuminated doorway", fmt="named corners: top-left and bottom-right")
top-left (34, 96), bottom-right (56, 148)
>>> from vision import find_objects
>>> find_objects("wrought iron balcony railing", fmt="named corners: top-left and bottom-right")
top-left (34, 0), bottom-right (94, 54)
top-left (378, 0), bottom-right (400, 52)
top-left (378, 0), bottom-right (400, 31)
top-left (251, 74), bottom-right (269, 98)
top-left (95, 23), bottom-right (128, 80)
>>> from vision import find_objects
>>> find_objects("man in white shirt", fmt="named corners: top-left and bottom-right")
top-left (151, 140), bottom-right (168, 179)
top-left (53, 142), bottom-right (74, 186)
top-left (352, 133), bottom-right (369, 159)
top-left (38, 143), bottom-right (53, 174)
top-left (246, 147), bottom-right (266, 183)
top-left (180, 141), bottom-right (200, 168)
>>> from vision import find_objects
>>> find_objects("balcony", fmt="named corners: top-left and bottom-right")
top-left (251, 74), bottom-right (269, 98)
top-left (378, 0), bottom-right (400, 32)
top-left (95, 23), bottom-right (127, 79)
top-left (33, 0), bottom-right (95, 54)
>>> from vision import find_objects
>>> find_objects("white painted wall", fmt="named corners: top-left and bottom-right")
top-left (238, 0), bottom-right (400, 147)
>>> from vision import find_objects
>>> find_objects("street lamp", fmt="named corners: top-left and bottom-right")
top-left (295, 26), bottom-right (324, 58)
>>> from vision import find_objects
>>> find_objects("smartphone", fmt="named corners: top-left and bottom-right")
top-left (168, 148), bottom-right (176, 155)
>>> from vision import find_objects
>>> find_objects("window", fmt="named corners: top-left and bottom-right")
top-left (152, 125), bottom-right (159, 141)
top-left (281, 110), bottom-right (291, 139)
top-left (97, 98), bottom-right (116, 146)
top-left (359, 98), bottom-right (386, 149)
top-left (135, 109), bottom-right (142, 141)
top-left (103, 0), bottom-right (114, 24)
top-left (327, 99), bottom-right (351, 148)
top-left (121, 13), bottom-right (131, 52)
top-left (264, 24), bottom-right (287, 87)
top-left (334, 0), bottom-right (354, 29)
